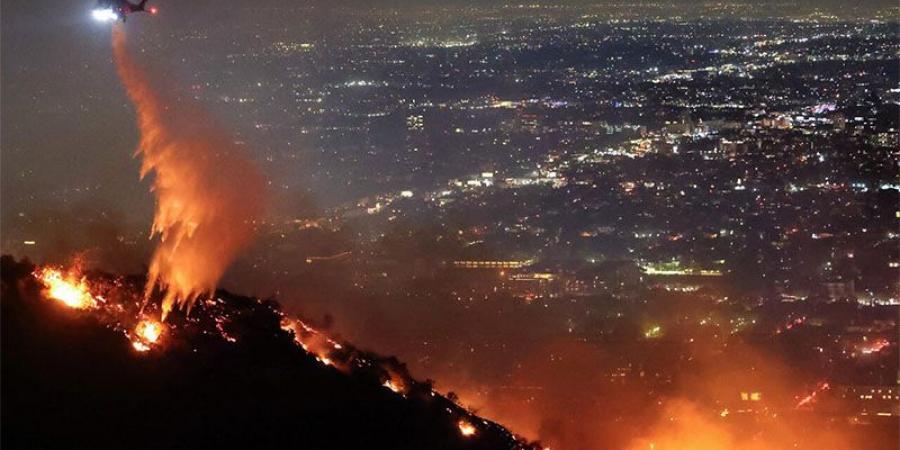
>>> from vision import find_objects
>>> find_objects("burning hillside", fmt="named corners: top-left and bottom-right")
top-left (112, 26), bottom-right (265, 320)
top-left (3, 25), bottom-right (539, 450)
top-left (1, 255), bottom-right (540, 450)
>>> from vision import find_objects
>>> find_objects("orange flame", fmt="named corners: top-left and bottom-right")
top-left (34, 267), bottom-right (97, 310)
top-left (381, 366), bottom-right (409, 395)
top-left (132, 319), bottom-right (165, 352)
top-left (458, 419), bottom-right (477, 437)
top-left (795, 382), bottom-right (830, 409)
top-left (112, 27), bottom-right (265, 320)
top-left (280, 317), bottom-right (345, 369)
top-left (383, 379), bottom-right (404, 394)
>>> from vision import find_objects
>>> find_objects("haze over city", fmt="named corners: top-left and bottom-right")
top-left (2, 1), bottom-right (898, 449)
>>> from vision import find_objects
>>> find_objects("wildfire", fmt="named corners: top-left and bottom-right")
top-left (280, 317), bottom-right (346, 367)
top-left (795, 382), bottom-right (830, 409)
top-left (34, 267), bottom-right (97, 310)
top-left (857, 338), bottom-right (890, 356)
top-left (25, 262), bottom-right (516, 447)
top-left (774, 316), bottom-right (806, 335)
top-left (383, 379), bottom-right (403, 393)
top-left (282, 317), bottom-right (425, 400)
top-left (458, 419), bottom-right (477, 437)
top-left (33, 264), bottom-right (175, 353)
top-left (132, 342), bottom-right (151, 352)
top-left (132, 319), bottom-right (165, 352)
top-left (112, 27), bottom-right (265, 321)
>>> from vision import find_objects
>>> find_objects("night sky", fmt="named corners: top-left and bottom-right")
top-left (3, 1), bottom-right (292, 268)
top-left (3, 1), bottom-right (154, 264)
top-left (2, 0), bottom-right (379, 265)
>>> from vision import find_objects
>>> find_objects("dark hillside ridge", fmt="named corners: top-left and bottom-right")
top-left (1, 256), bottom-right (538, 450)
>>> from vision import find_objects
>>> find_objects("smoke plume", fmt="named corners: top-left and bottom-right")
top-left (112, 27), bottom-right (265, 319)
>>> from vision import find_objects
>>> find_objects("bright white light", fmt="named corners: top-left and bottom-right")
top-left (92, 8), bottom-right (118, 22)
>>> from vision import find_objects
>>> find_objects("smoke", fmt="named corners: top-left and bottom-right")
top-left (271, 271), bottom-right (874, 450)
top-left (624, 399), bottom-right (759, 450)
top-left (623, 396), bottom-right (857, 450)
top-left (112, 27), bottom-right (265, 319)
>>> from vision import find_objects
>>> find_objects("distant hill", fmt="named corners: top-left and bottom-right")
top-left (1, 255), bottom-right (538, 450)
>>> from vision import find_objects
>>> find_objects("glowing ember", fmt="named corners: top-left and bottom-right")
top-left (132, 341), bottom-right (151, 352)
top-left (34, 267), bottom-right (97, 310)
top-left (136, 320), bottom-right (163, 343)
top-left (858, 338), bottom-right (890, 355)
top-left (795, 382), bottom-right (830, 409)
top-left (774, 315), bottom-right (806, 335)
top-left (281, 317), bottom-right (339, 366)
top-left (132, 319), bottom-right (165, 352)
top-left (458, 419), bottom-right (477, 437)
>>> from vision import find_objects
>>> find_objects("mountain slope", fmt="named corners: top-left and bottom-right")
top-left (1, 256), bottom-right (537, 450)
